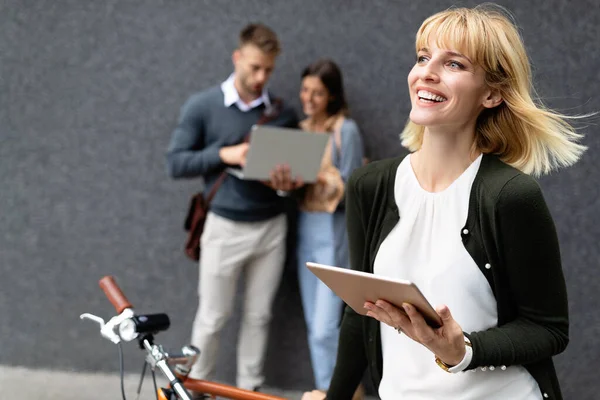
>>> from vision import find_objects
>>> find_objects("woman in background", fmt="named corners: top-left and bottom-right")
top-left (296, 59), bottom-right (365, 397)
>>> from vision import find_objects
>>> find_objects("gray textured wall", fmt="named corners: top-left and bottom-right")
top-left (1, 0), bottom-right (599, 398)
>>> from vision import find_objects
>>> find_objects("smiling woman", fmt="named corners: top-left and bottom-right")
top-left (407, 42), bottom-right (501, 151)
top-left (302, 3), bottom-right (587, 400)
top-left (402, 6), bottom-right (586, 176)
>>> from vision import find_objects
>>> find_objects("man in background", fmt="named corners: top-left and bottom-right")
top-left (166, 23), bottom-right (300, 394)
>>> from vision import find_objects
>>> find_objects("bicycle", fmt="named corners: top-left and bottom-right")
top-left (80, 275), bottom-right (288, 400)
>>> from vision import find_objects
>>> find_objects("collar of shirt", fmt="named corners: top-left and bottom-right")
top-left (221, 74), bottom-right (271, 112)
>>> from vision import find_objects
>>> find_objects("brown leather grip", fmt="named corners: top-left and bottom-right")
top-left (99, 276), bottom-right (133, 314)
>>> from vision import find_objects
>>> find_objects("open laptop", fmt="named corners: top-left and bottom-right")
top-left (226, 125), bottom-right (329, 183)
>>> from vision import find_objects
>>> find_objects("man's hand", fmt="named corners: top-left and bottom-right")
top-left (267, 164), bottom-right (304, 192)
top-left (219, 143), bottom-right (250, 166)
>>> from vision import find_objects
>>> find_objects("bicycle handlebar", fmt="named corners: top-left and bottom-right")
top-left (90, 276), bottom-right (285, 399)
top-left (99, 276), bottom-right (133, 313)
top-left (94, 276), bottom-right (193, 400)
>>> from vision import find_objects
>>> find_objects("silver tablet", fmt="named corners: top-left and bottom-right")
top-left (227, 125), bottom-right (329, 183)
top-left (306, 262), bottom-right (443, 328)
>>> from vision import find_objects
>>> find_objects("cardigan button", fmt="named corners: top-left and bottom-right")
top-left (543, 393), bottom-right (549, 398)
top-left (462, 228), bottom-right (469, 235)
top-left (489, 365), bottom-right (495, 371)
top-left (500, 365), bottom-right (507, 370)
top-left (480, 366), bottom-right (487, 371)
top-left (485, 263), bottom-right (491, 269)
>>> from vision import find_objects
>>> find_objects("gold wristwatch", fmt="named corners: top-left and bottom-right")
top-left (435, 340), bottom-right (472, 372)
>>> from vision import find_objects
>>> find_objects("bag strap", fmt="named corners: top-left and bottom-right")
top-left (205, 97), bottom-right (284, 205)
top-left (257, 98), bottom-right (283, 125)
top-left (205, 170), bottom-right (228, 204)
top-left (332, 117), bottom-right (343, 153)
top-left (321, 136), bottom-right (334, 169)
top-left (325, 117), bottom-right (344, 166)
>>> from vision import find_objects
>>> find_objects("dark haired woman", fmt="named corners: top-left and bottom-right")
top-left (296, 59), bottom-right (365, 395)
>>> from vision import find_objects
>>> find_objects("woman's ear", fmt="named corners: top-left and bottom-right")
top-left (483, 89), bottom-right (503, 109)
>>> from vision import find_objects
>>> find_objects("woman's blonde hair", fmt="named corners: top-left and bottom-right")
top-left (401, 4), bottom-right (587, 176)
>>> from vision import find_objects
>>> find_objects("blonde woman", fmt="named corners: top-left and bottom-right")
top-left (304, 4), bottom-right (585, 400)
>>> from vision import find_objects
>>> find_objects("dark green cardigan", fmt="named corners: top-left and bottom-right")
top-left (327, 154), bottom-right (569, 400)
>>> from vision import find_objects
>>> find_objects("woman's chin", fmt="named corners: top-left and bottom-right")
top-left (303, 107), bottom-right (327, 118)
top-left (409, 111), bottom-right (437, 127)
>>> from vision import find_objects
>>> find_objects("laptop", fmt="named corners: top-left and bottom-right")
top-left (227, 125), bottom-right (330, 183)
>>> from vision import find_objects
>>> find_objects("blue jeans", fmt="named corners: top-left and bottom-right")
top-left (297, 211), bottom-right (344, 391)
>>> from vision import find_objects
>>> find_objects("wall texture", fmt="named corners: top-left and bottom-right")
top-left (1, 0), bottom-right (599, 397)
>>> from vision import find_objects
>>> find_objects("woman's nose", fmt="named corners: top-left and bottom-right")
top-left (420, 62), bottom-right (440, 82)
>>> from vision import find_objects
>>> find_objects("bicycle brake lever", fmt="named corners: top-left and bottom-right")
top-left (80, 313), bottom-right (105, 326)
top-left (80, 312), bottom-right (122, 344)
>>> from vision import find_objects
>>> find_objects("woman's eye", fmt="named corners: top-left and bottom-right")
top-left (417, 55), bottom-right (428, 63)
top-left (448, 60), bottom-right (465, 69)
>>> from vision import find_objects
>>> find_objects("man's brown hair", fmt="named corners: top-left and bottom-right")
top-left (239, 23), bottom-right (281, 55)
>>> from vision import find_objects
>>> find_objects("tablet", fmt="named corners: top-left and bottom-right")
top-left (306, 262), bottom-right (442, 328)
top-left (228, 125), bottom-right (329, 183)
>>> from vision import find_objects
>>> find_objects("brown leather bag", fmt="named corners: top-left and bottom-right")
top-left (183, 172), bottom-right (227, 261)
top-left (183, 99), bottom-right (282, 262)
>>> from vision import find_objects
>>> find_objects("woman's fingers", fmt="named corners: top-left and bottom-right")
top-left (436, 304), bottom-right (454, 322)
top-left (375, 300), bottom-right (402, 315)
top-left (366, 300), bottom-right (443, 346)
top-left (375, 300), bottom-right (410, 328)
top-left (365, 301), bottom-right (387, 319)
top-left (374, 301), bottom-right (435, 343)
top-left (365, 301), bottom-right (396, 327)
top-left (369, 300), bottom-right (467, 364)
top-left (402, 303), bottom-right (436, 344)
top-left (366, 300), bottom-right (414, 337)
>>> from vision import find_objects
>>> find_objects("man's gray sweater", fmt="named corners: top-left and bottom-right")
top-left (166, 85), bottom-right (298, 222)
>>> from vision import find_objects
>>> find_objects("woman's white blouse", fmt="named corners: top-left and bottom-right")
top-left (374, 154), bottom-right (541, 400)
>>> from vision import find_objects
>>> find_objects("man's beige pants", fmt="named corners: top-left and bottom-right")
top-left (189, 211), bottom-right (287, 390)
